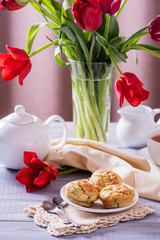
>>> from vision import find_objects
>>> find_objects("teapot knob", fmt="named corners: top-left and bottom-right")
top-left (6, 105), bottom-right (34, 124)
top-left (14, 105), bottom-right (25, 115)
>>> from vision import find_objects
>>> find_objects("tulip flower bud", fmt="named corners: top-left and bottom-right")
top-left (72, 0), bottom-right (102, 31)
top-left (0, 45), bottom-right (31, 85)
top-left (99, 0), bottom-right (121, 15)
top-left (115, 72), bottom-right (149, 107)
top-left (149, 16), bottom-right (160, 43)
top-left (0, 0), bottom-right (26, 10)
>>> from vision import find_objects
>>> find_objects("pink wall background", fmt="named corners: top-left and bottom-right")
top-left (0, 0), bottom-right (160, 122)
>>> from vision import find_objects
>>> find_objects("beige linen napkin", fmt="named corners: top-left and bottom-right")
top-left (45, 138), bottom-right (160, 201)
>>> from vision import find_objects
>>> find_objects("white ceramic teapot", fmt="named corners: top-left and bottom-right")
top-left (116, 105), bottom-right (160, 148)
top-left (0, 105), bottom-right (67, 169)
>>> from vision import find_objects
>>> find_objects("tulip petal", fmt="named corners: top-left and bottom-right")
top-left (16, 168), bottom-right (39, 186)
top-left (0, 58), bottom-right (25, 81)
top-left (115, 79), bottom-right (124, 107)
top-left (100, 0), bottom-right (112, 13)
top-left (100, 0), bottom-right (121, 15)
top-left (123, 85), bottom-right (141, 107)
top-left (23, 152), bottom-right (39, 167)
top-left (34, 171), bottom-right (52, 186)
top-left (30, 157), bottom-right (49, 170)
top-left (26, 185), bottom-right (40, 193)
top-left (19, 60), bottom-right (32, 85)
top-left (0, 46), bottom-right (31, 83)
top-left (0, 54), bottom-right (10, 66)
top-left (73, 0), bottom-right (102, 31)
top-left (81, 5), bottom-right (102, 31)
top-left (115, 72), bottom-right (149, 107)
top-left (0, 0), bottom-right (25, 10)
top-left (149, 16), bottom-right (160, 42)
top-left (110, 0), bottom-right (121, 15)
top-left (50, 164), bottom-right (59, 180)
top-left (6, 45), bottom-right (29, 61)
top-left (121, 72), bottom-right (143, 86)
top-left (1, 67), bottom-right (21, 81)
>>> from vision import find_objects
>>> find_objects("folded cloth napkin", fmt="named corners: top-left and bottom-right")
top-left (45, 138), bottom-right (160, 201)
top-left (24, 201), bottom-right (154, 236)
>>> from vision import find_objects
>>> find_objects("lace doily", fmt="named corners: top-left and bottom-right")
top-left (24, 201), bottom-right (154, 236)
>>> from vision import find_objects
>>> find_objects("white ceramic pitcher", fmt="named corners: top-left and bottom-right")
top-left (116, 105), bottom-right (160, 148)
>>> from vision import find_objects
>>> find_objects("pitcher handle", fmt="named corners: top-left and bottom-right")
top-left (44, 115), bottom-right (67, 150)
top-left (152, 109), bottom-right (160, 126)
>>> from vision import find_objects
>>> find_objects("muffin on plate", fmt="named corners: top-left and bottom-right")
top-left (65, 179), bottom-right (99, 207)
top-left (99, 184), bottom-right (135, 208)
top-left (88, 169), bottom-right (122, 192)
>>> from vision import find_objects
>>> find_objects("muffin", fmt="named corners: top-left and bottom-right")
top-left (99, 184), bottom-right (135, 208)
top-left (88, 169), bottom-right (122, 192)
top-left (66, 179), bottom-right (99, 207)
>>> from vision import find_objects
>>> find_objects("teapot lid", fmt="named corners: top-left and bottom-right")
top-left (6, 105), bottom-right (34, 125)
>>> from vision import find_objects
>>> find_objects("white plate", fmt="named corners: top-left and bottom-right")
top-left (60, 182), bottom-right (139, 213)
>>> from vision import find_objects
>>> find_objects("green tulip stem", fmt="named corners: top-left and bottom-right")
top-left (130, 44), bottom-right (160, 58)
top-left (90, 32), bottom-right (96, 62)
top-left (71, 61), bottom-right (112, 142)
top-left (79, 67), bottom-right (106, 142)
top-left (88, 67), bottom-right (107, 141)
top-left (104, 14), bottom-right (110, 40)
top-left (58, 167), bottom-right (80, 175)
top-left (28, 40), bottom-right (58, 57)
top-left (121, 26), bottom-right (149, 52)
top-left (109, 51), bottom-right (122, 75)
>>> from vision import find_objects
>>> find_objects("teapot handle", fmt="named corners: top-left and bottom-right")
top-left (152, 109), bottom-right (160, 126)
top-left (44, 115), bottom-right (67, 150)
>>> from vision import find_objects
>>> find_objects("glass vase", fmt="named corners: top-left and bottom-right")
top-left (69, 60), bottom-right (114, 143)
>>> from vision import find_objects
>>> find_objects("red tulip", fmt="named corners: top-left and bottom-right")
top-left (0, 45), bottom-right (31, 85)
top-left (99, 0), bottom-right (121, 15)
top-left (0, 0), bottom-right (25, 10)
top-left (72, 0), bottom-right (102, 31)
top-left (149, 16), bottom-right (160, 43)
top-left (16, 152), bottom-right (59, 192)
top-left (115, 72), bottom-right (149, 107)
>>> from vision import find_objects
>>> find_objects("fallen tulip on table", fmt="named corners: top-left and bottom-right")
top-left (16, 151), bottom-right (58, 193)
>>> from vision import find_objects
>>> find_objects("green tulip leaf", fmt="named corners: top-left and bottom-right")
top-left (64, 17), bottom-right (90, 62)
top-left (58, 26), bottom-right (76, 45)
top-left (62, 0), bottom-right (75, 11)
top-left (26, 22), bottom-right (58, 54)
top-left (110, 37), bottom-right (125, 47)
top-left (96, 35), bottom-right (109, 56)
top-left (54, 47), bottom-right (70, 66)
top-left (109, 45), bottom-right (127, 63)
top-left (108, 15), bottom-right (119, 41)
top-left (26, 23), bottom-right (46, 54)
top-left (121, 25), bottom-right (149, 52)
top-left (137, 44), bottom-right (160, 52)
top-left (50, 0), bottom-right (62, 12)
top-left (30, 1), bottom-right (60, 25)
top-left (130, 44), bottom-right (160, 58)
top-left (133, 50), bottom-right (138, 65)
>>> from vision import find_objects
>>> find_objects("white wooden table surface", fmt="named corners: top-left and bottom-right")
top-left (0, 122), bottom-right (160, 240)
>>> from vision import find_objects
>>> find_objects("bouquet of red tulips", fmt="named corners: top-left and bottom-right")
top-left (0, 0), bottom-right (160, 110)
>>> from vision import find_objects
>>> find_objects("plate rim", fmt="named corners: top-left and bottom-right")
top-left (60, 181), bottom-right (139, 213)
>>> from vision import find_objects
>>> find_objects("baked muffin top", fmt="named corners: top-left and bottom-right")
top-left (66, 179), bottom-right (99, 207)
top-left (99, 184), bottom-right (135, 208)
top-left (88, 169), bottom-right (122, 192)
